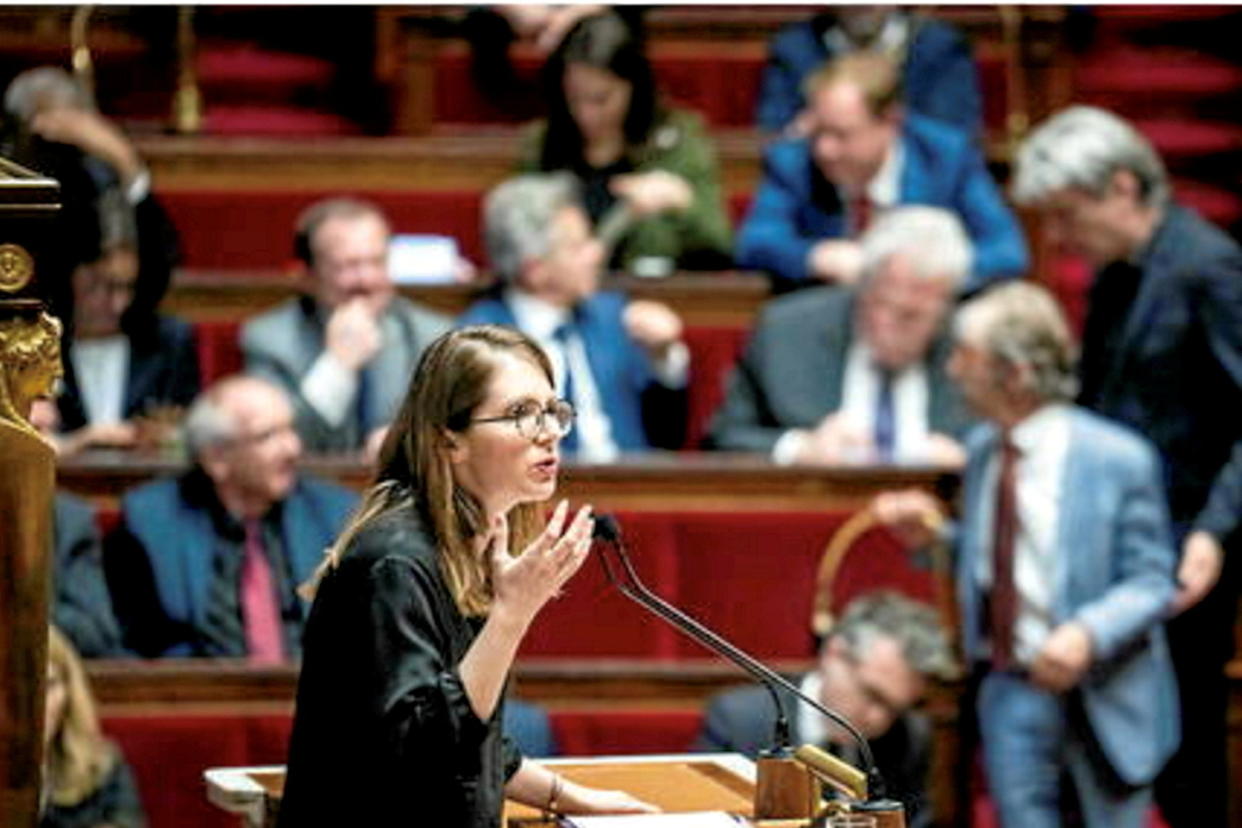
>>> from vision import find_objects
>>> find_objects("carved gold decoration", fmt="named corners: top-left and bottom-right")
top-left (0, 310), bottom-right (63, 436)
top-left (0, 244), bottom-right (34, 294)
top-left (0, 306), bottom-right (60, 824)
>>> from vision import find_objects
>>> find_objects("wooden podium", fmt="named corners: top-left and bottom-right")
top-left (206, 753), bottom-right (762, 827)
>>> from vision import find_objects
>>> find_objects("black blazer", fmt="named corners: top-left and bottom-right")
top-left (694, 680), bottom-right (933, 828)
top-left (279, 505), bottom-right (521, 827)
top-left (1081, 204), bottom-right (1242, 542)
top-left (58, 314), bottom-right (200, 432)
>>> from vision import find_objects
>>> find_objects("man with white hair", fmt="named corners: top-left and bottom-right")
top-left (460, 172), bottom-right (689, 460)
top-left (1012, 105), bottom-right (1242, 828)
top-left (105, 375), bottom-right (357, 659)
top-left (875, 281), bottom-right (1180, 827)
top-left (707, 205), bottom-right (974, 465)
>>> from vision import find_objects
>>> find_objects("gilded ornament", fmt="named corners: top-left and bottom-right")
top-left (0, 244), bottom-right (34, 293)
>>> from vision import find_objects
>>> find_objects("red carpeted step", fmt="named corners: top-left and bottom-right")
top-left (1173, 178), bottom-right (1242, 227)
top-left (1077, 48), bottom-right (1242, 97)
top-left (1130, 118), bottom-right (1242, 158)
top-left (201, 105), bottom-right (361, 136)
top-left (197, 41), bottom-right (336, 87)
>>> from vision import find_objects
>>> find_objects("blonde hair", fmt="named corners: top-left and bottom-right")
top-left (308, 326), bottom-right (553, 616)
top-left (44, 626), bottom-right (117, 808)
top-left (804, 51), bottom-right (903, 117)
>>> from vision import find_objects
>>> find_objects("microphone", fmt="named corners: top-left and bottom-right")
top-left (591, 514), bottom-right (886, 801)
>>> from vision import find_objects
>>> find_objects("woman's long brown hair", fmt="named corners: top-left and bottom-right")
top-left (306, 325), bottom-right (554, 617)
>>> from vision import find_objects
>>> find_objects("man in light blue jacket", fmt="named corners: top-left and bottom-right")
top-left (875, 282), bottom-right (1178, 826)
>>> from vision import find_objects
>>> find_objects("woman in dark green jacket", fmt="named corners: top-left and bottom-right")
top-left (521, 12), bottom-right (733, 275)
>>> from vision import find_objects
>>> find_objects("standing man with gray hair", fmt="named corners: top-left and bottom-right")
top-left (105, 375), bottom-right (357, 659)
top-left (1012, 105), bottom-right (1242, 827)
top-left (460, 172), bottom-right (689, 460)
top-left (875, 281), bottom-right (1180, 827)
top-left (707, 205), bottom-right (974, 465)
top-left (695, 591), bottom-right (957, 828)
top-left (242, 198), bottom-right (452, 455)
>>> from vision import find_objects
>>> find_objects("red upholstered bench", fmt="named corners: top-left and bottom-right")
top-left (161, 190), bottom-right (486, 270)
top-left (522, 510), bottom-right (936, 661)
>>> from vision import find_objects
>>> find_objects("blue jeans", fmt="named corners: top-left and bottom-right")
top-left (977, 670), bottom-right (1151, 828)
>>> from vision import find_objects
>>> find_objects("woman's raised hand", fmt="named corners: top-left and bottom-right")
top-left (488, 500), bottom-right (595, 626)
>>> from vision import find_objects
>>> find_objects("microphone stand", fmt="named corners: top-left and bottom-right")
top-left (592, 516), bottom-right (901, 823)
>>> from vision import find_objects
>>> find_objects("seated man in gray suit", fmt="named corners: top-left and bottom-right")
top-left (695, 592), bottom-right (956, 828)
top-left (875, 282), bottom-right (1180, 826)
top-left (241, 198), bottom-right (452, 454)
top-left (707, 206), bottom-right (973, 465)
top-left (105, 375), bottom-right (357, 659)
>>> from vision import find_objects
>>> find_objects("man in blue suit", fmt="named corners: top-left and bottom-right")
top-left (757, 8), bottom-right (983, 137)
top-left (105, 375), bottom-right (357, 659)
top-left (1012, 105), bottom-right (1242, 828)
top-left (737, 52), bottom-right (1027, 293)
top-left (876, 282), bottom-right (1179, 826)
top-left (460, 173), bottom-right (689, 460)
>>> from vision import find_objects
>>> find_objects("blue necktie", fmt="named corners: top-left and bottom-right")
top-left (356, 366), bottom-right (373, 438)
top-left (874, 369), bottom-right (896, 462)
top-left (552, 323), bottom-right (579, 453)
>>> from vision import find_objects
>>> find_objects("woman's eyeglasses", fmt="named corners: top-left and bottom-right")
top-left (470, 399), bottom-right (576, 440)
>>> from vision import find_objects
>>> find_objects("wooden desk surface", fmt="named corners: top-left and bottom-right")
top-left (165, 270), bottom-right (774, 326)
top-left (59, 449), bottom-right (958, 513)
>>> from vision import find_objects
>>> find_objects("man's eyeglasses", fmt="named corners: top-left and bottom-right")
top-left (470, 399), bottom-right (576, 440)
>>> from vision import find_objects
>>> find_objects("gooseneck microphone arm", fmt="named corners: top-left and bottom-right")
top-left (591, 515), bottom-right (882, 795)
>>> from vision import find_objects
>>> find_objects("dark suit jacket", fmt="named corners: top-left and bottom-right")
top-left (105, 471), bottom-right (357, 658)
top-left (695, 680), bottom-right (932, 828)
top-left (1081, 204), bottom-right (1242, 546)
top-left (459, 291), bottom-right (687, 451)
top-left (58, 314), bottom-right (201, 432)
top-left (705, 287), bottom-right (972, 454)
top-left (757, 13), bottom-right (983, 135)
top-left (735, 114), bottom-right (1028, 292)
top-left (52, 492), bottom-right (124, 658)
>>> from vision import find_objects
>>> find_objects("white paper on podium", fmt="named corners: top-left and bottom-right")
top-left (563, 813), bottom-right (744, 827)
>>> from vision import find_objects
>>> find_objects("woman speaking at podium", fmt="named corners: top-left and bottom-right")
top-left (278, 326), bottom-right (656, 826)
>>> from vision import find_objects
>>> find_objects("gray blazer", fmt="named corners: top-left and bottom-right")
top-left (705, 286), bottom-right (972, 453)
top-left (241, 295), bottom-right (452, 452)
top-left (959, 408), bottom-right (1181, 786)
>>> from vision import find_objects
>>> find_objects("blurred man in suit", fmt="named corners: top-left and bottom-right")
top-left (695, 592), bottom-right (956, 828)
top-left (106, 376), bottom-right (357, 659)
top-left (876, 282), bottom-right (1179, 827)
top-left (242, 198), bottom-right (452, 454)
top-left (460, 172), bottom-right (688, 461)
top-left (1012, 106), bottom-right (1242, 828)
top-left (757, 7), bottom-right (983, 137)
top-left (736, 52), bottom-right (1026, 292)
top-left (708, 206), bottom-right (973, 465)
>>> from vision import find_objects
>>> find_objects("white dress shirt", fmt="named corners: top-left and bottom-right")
top-left (72, 336), bottom-right (130, 425)
top-left (773, 339), bottom-right (931, 465)
top-left (973, 403), bottom-right (1071, 666)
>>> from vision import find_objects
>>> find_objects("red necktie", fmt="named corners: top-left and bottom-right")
top-left (850, 195), bottom-right (873, 237)
top-left (990, 437), bottom-right (1020, 670)
top-left (241, 520), bottom-right (285, 663)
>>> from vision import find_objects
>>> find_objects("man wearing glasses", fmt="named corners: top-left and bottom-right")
top-left (461, 173), bottom-right (689, 461)
top-left (694, 592), bottom-right (956, 828)
top-left (104, 375), bottom-right (357, 659)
